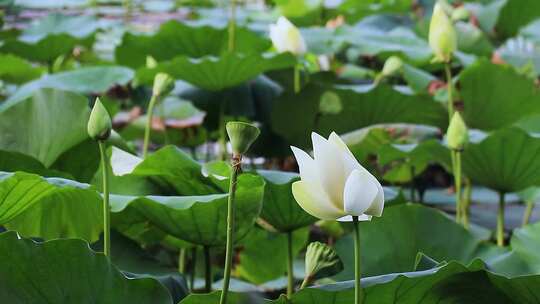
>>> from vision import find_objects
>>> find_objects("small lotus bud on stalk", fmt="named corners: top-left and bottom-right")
top-left (375, 56), bottom-right (404, 84)
top-left (220, 121), bottom-right (260, 304)
top-left (429, 2), bottom-right (457, 64)
top-left (301, 242), bottom-right (344, 289)
top-left (451, 6), bottom-right (470, 22)
top-left (87, 98), bottom-right (112, 257)
top-left (146, 56), bottom-right (158, 68)
top-left (447, 112), bottom-right (469, 229)
top-left (143, 72), bottom-right (175, 158)
top-left (447, 111), bottom-right (468, 151)
top-left (87, 98), bottom-right (112, 141)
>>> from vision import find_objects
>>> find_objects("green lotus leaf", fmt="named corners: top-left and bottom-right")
top-left (334, 204), bottom-right (492, 280)
top-left (115, 20), bottom-right (270, 68)
top-left (109, 173), bottom-right (264, 246)
top-left (134, 52), bottom-right (296, 91)
top-left (0, 231), bottom-right (172, 304)
top-left (0, 171), bottom-right (102, 242)
top-left (460, 60), bottom-right (540, 131)
top-left (271, 83), bottom-right (448, 148)
top-left (258, 170), bottom-right (317, 232)
top-left (462, 128), bottom-right (540, 193)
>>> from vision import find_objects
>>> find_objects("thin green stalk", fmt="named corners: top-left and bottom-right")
top-left (143, 94), bottom-right (159, 158)
top-left (523, 200), bottom-right (535, 227)
top-left (98, 141), bottom-right (111, 256)
top-left (228, 0), bottom-right (237, 52)
top-left (451, 150), bottom-right (460, 223)
top-left (352, 216), bottom-right (362, 304)
top-left (204, 246), bottom-right (212, 292)
top-left (219, 154), bottom-right (242, 304)
top-left (454, 150), bottom-right (463, 227)
top-left (445, 63), bottom-right (454, 121)
top-left (178, 249), bottom-right (186, 274)
top-left (497, 192), bottom-right (505, 247)
top-left (294, 64), bottom-right (301, 93)
top-left (286, 231), bottom-right (294, 297)
top-left (462, 178), bottom-right (472, 229)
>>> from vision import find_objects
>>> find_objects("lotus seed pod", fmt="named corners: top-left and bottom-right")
top-left (447, 111), bottom-right (468, 150)
top-left (87, 98), bottom-right (112, 141)
top-left (152, 73), bottom-right (175, 97)
top-left (381, 56), bottom-right (404, 77)
top-left (226, 121), bottom-right (260, 155)
top-left (305, 241), bottom-right (343, 282)
top-left (429, 2), bottom-right (457, 63)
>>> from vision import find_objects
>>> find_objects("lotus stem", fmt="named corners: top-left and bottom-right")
top-left (219, 154), bottom-right (242, 304)
top-left (143, 94), bottom-right (159, 158)
top-left (497, 192), bottom-right (505, 247)
top-left (228, 0), bottom-right (237, 52)
top-left (286, 231), bottom-right (294, 297)
top-left (178, 249), bottom-right (186, 274)
top-left (204, 245), bottom-right (212, 292)
top-left (352, 216), bottom-right (363, 304)
top-left (453, 150), bottom-right (464, 228)
top-left (445, 63), bottom-right (454, 121)
top-left (462, 177), bottom-right (472, 229)
top-left (294, 64), bottom-right (301, 93)
top-left (98, 141), bottom-right (111, 257)
top-left (410, 165), bottom-right (416, 202)
top-left (522, 200), bottom-right (535, 227)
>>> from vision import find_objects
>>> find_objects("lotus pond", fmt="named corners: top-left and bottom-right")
top-left (2, 0), bottom-right (540, 303)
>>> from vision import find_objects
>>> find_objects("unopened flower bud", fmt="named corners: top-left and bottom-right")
top-left (152, 73), bottom-right (174, 97)
top-left (381, 56), bottom-right (404, 77)
top-left (429, 2), bottom-right (457, 63)
top-left (305, 241), bottom-right (343, 282)
top-left (87, 98), bottom-right (112, 141)
top-left (447, 111), bottom-right (468, 150)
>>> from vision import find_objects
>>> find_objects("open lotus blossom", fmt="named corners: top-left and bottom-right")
top-left (269, 16), bottom-right (307, 55)
top-left (291, 132), bottom-right (384, 222)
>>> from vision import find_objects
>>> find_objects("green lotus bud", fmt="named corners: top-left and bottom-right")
top-left (451, 7), bottom-right (470, 22)
top-left (381, 56), bottom-right (404, 77)
top-left (447, 111), bottom-right (468, 150)
top-left (305, 242), bottom-right (343, 282)
top-left (429, 2), bottom-right (457, 63)
top-left (226, 121), bottom-right (260, 155)
top-left (146, 56), bottom-right (158, 68)
top-left (152, 73), bottom-right (174, 97)
top-left (87, 98), bottom-right (112, 141)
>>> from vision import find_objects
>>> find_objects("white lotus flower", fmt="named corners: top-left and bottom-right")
top-left (269, 16), bottom-right (307, 55)
top-left (291, 132), bottom-right (384, 222)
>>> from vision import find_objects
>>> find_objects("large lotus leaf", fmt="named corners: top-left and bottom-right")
top-left (0, 171), bottom-right (102, 242)
top-left (134, 52), bottom-right (296, 91)
top-left (0, 89), bottom-right (90, 167)
top-left (115, 20), bottom-right (270, 68)
top-left (462, 128), bottom-right (540, 193)
top-left (0, 54), bottom-right (43, 84)
top-left (271, 83), bottom-right (447, 148)
top-left (109, 173), bottom-right (264, 246)
top-left (338, 26), bottom-right (432, 64)
top-left (236, 227), bottom-right (309, 284)
top-left (460, 60), bottom-right (540, 131)
top-left (497, 36), bottom-right (540, 76)
top-left (334, 204), bottom-right (490, 280)
top-left (7, 66), bottom-right (134, 104)
top-left (337, 0), bottom-right (413, 23)
top-left (455, 22), bottom-right (493, 57)
top-left (378, 140), bottom-right (451, 183)
top-left (0, 34), bottom-right (80, 63)
top-left (495, 0), bottom-right (540, 38)
top-left (258, 170), bottom-right (317, 232)
top-left (19, 13), bottom-right (105, 43)
top-left (0, 231), bottom-right (172, 304)
top-left (125, 145), bottom-right (221, 195)
top-left (182, 260), bottom-right (540, 304)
